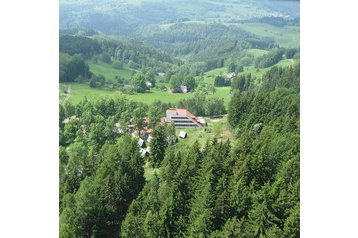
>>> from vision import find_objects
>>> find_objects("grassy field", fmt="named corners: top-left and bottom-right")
top-left (201, 57), bottom-right (298, 87)
top-left (175, 115), bottom-right (235, 147)
top-left (63, 83), bottom-right (232, 106)
top-left (87, 61), bottom-right (135, 82)
top-left (233, 23), bottom-right (300, 48)
top-left (241, 48), bottom-right (269, 57)
top-left (63, 56), bottom-right (297, 106)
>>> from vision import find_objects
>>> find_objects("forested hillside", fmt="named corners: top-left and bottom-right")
top-left (60, 0), bottom-right (299, 36)
top-left (59, 63), bottom-right (300, 237)
top-left (59, 1), bottom-right (300, 237)
top-left (136, 23), bottom-right (275, 61)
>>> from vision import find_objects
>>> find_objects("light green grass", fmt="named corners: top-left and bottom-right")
top-left (63, 58), bottom-right (296, 106)
top-left (241, 48), bottom-right (269, 58)
top-left (176, 115), bottom-right (234, 147)
top-left (274, 58), bottom-right (297, 67)
top-left (64, 83), bottom-right (232, 107)
top-left (144, 161), bottom-right (160, 181)
top-left (234, 23), bottom-right (300, 48)
top-left (88, 61), bottom-right (135, 81)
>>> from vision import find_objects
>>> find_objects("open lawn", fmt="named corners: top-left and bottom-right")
top-left (234, 23), bottom-right (300, 48)
top-left (63, 83), bottom-right (232, 107)
top-left (63, 57), bottom-right (296, 106)
top-left (241, 48), bottom-right (269, 58)
top-left (88, 61), bottom-right (135, 82)
top-left (175, 115), bottom-right (235, 147)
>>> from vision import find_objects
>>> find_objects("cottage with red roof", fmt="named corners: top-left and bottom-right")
top-left (165, 108), bottom-right (205, 128)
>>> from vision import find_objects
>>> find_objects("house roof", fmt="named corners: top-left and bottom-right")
top-left (167, 108), bottom-right (195, 118)
top-left (138, 138), bottom-right (145, 147)
top-left (179, 130), bottom-right (187, 138)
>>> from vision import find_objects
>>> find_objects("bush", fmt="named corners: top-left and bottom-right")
top-left (112, 61), bottom-right (123, 70)
top-left (89, 75), bottom-right (106, 88)
top-left (101, 53), bottom-right (111, 64)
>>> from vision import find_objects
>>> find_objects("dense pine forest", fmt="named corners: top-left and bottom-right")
top-left (59, 0), bottom-right (300, 237)
top-left (59, 63), bottom-right (299, 237)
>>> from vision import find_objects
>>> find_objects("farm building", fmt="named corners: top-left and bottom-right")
top-left (180, 85), bottom-right (188, 93)
top-left (139, 148), bottom-right (149, 157)
top-left (146, 81), bottom-right (153, 87)
top-left (165, 108), bottom-right (205, 128)
top-left (179, 131), bottom-right (187, 138)
top-left (224, 72), bottom-right (236, 79)
top-left (138, 138), bottom-right (145, 148)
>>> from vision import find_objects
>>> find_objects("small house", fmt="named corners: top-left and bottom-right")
top-left (146, 81), bottom-right (153, 87)
top-left (180, 85), bottom-right (188, 93)
top-left (179, 130), bottom-right (187, 139)
top-left (139, 148), bottom-right (149, 157)
top-left (138, 138), bottom-right (145, 148)
top-left (224, 72), bottom-right (236, 79)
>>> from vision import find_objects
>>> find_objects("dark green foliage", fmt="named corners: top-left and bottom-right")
top-left (255, 48), bottom-right (285, 68)
top-left (144, 70), bottom-right (156, 87)
top-left (285, 48), bottom-right (299, 59)
top-left (97, 37), bottom-right (177, 72)
top-left (231, 73), bottom-right (254, 93)
top-left (59, 53), bottom-right (91, 83)
top-left (112, 60), bottom-right (124, 70)
top-left (59, 17), bottom-right (300, 236)
top-left (177, 92), bottom-right (206, 116)
top-left (118, 64), bottom-right (299, 237)
top-left (177, 92), bottom-right (226, 117)
top-left (89, 74), bottom-right (106, 88)
top-left (241, 16), bottom-right (299, 27)
top-left (132, 73), bottom-right (149, 93)
top-left (169, 74), bottom-right (197, 93)
top-left (205, 98), bottom-right (226, 117)
top-left (139, 23), bottom-right (274, 62)
top-left (60, 34), bottom-right (100, 58)
top-left (169, 74), bottom-right (183, 93)
top-left (228, 88), bottom-right (299, 134)
top-left (214, 75), bottom-right (231, 87)
top-left (101, 52), bottom-right (111, 64)
top-left (148, 100), bottom-right (171, 128)
top-left (60, 136), bottom-right (145, 238)
top-left (132, 105), bottom-right (149, 136)
top-left (149, 125), bottom-right (168, 167)
top-left (262, 64), bottom-right (300, 92)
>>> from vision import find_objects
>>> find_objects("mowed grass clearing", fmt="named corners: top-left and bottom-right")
top-left (234, 23), bottom-right (300, 48)
top-left (64, 83), bottom-right (232, 107)
top-left (175, 115), bottom-right (235, 147)
top-left (87, 61), bottom-right (135, 81)
top-left (64, 57), bottom-right (296, 106)
top-left (241, 48), bottom-right (269, 58)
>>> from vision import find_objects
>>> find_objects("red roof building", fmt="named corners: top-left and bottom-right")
top-left (165, 108), bottom-right (204, 128)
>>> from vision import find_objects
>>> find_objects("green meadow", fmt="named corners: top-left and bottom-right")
top-left (63, 57), bottom-right (297, 107)
top-left (87, 61), bottom-right (136, 81)
top-left (63, 83), bottom-right (232, 107)
top-left (234, 23), bottom-right (300, 48)
top-left (174, 116), bottom-right (235, 148)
